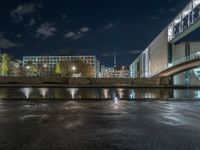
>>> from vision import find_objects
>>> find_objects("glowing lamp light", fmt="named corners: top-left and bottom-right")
top-left (72, 66), bottom-right (76, 71)
top-left (43, 64), bottom-right (47, 67)
top-left (26, 66), bottom-right (30, 70)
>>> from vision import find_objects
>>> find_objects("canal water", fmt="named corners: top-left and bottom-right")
top-left (0, 87), bottom-right (200, 99)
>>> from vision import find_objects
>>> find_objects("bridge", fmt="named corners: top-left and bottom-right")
top-left (152, 51), bottom-right (200, 77)
top-left (129, 0), bottom-right (200, 85)
top-left (168, 0), bottom-right (200, 43)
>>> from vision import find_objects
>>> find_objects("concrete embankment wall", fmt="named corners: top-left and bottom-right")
top-left (0, 77), bottom-right (169, 86)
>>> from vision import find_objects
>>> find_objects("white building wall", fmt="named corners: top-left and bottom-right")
top-left (148, 28), bottom-right (169, 76)
top-left (23, 56), bottom-right (99, 77)
top-left (173, 43), bottom-right (186, 61)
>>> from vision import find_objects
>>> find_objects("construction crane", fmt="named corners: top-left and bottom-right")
top-left (101, 50), bottom-right (142, 68)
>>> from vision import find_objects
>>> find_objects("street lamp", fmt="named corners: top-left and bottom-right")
top-left (43, 64), bottom-right (47, 68)
top-left (72, 66), bottom-right (76, 77)
top-left (43, 64), bottom-right (48, 77)
top-left (26, 66), bottom-right (30, 76)
top-left (26, 66), bottom-right (30, 70)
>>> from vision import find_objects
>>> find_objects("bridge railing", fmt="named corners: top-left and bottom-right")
top-left (168, 0), bottom-right (200, 42)
top-left (172, 52), bottom-right (200, 66)
top-left (150, 51), bottom-right (200, 77)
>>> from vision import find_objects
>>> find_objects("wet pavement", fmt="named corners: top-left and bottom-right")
top-left (0, 100), bottom-right (200, 150)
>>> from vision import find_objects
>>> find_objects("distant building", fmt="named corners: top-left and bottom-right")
top-left (23, 56), bottom-right (100, 77)
top-left (96, 60), bottom-right (100, 78)
top-left (101, 65), bottom-right (129, 78)
top-left (100, 65), bottom-right (115, 78)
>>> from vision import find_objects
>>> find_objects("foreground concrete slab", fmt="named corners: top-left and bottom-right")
top-left (0, 100), bottom-right (200, 150)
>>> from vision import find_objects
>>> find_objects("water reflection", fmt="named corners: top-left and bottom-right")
top-left (194, 90), bottom-right (200, 99)
top-left (0, 87), bottom-right (199, 100)
top-left (117, 88), bottom-right (124, 98)
top-left (20, 88), bottom-right (33, 99)
top-left (114, 97), bottom-right (119, 104)
top-left (39, 88), bottom-right (48, 98)
top-left (67, 88), bottom-right (79, 99)
top-left (129, 89), bottom-right (136, 99)
top-left (102, 89), bottom-right (109, 99)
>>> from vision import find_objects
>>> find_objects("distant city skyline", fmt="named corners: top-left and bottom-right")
top-left (0, 0), bottom-right (188, 66)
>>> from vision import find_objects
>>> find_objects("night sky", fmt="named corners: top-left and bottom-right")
top-left (0, 0), bottom-right (189, 66)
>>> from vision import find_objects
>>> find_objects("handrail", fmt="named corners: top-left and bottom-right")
top-left (150, 51), bottom-right (200, 77)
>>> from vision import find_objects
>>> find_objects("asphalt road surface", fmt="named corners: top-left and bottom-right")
top-left (0, 100), bottom-right (200, 150)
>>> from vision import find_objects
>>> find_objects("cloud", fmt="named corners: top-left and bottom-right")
top-left (158, 9), bottom-right (166, 14)
top-left (11, 3), bottom-right (42, 22)
top-left (64, 31), bottom-right (82, 40)
top-left (64, 27), bottom-right (90, 40)
top-left (62, 14), bottom-right (68, 20)
top-left (36, 23), bottom-right (57, 39)
top-left (80, 27), bottom-right (90, 32)
top-left (169, 8), bottom-right (177, 12)
top-left (16, 34), bottom-right (22, 38)
top-left (105, 23), bottom-right (114, 30)
top-left (65, 32), bottom-right (77, 38)
top-left (151, 16), bottom-right (159, 21)
top-left (28, 18), bottom-right (35, 26)
top-left (0, 34), bottom-right (20, 49)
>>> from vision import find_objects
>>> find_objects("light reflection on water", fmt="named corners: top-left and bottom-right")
top-left (67, 88), bottom-right (79, 99)
top-left (39, 88), bottom-right (48, 98)
top-left (103, 89), bottom-right (109, 99)
top-left (194, 90), bottom-right (200, 99)
top-left (117, 88), bottom-right (124, 98)
top-left (129, 89), bottom-right (135, 99)
top-left (0, 88), bottom-right (199, 99)
top-left (20, 88), bottom-right (33, 99)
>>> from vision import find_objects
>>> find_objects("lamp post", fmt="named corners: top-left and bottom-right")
top-left (43, 64), bottom-right (47, 77)
top-left (26, 66), bottom-right (30, 76)
top-left (72, 66), bottom-right (76, 77)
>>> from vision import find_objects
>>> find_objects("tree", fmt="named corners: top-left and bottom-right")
top-left (25, 61), bottom-right (36, 76)
top-left (54, 59), bottom-right (96, 77)
top-left (0, 53), bottom-right (10, 76)
top-left (73, 59), bottom-right (96, 77)
top-left (55, 63), bottom-right (61, 76)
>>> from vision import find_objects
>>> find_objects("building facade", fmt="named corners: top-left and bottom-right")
top-left (129, 0), bottom-right (200, 86)
top-left (100, 65), bottom-right (115, 78)
top-left (23, 55), bottom-right (100, 77)
top-left (101, 65), bottom-right (129, 78)
top-left (96, 60), bottom-right (101, 78)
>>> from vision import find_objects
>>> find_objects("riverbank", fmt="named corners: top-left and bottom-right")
top-left (0, 83), bottom-right (200, 88)
top-left (0, 76), bottom-right (169, 86)
top-left (0, 77), bottom-right (199, 88)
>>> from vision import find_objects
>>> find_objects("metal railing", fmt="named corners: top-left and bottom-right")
top-left (172, 52), bottom-right (200, 66)
top-left (150, 51), bottom-right (200, 77)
